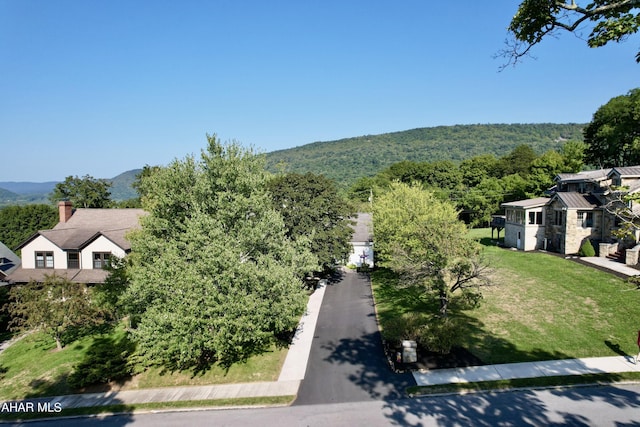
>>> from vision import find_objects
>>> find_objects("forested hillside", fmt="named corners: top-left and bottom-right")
top-left (265, 123), bottom-right (585, 186)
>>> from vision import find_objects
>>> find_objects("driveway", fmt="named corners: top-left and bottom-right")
top-left (293, 270), bottom-right (415, 405)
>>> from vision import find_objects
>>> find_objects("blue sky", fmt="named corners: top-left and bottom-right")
top-left (1, 1), bottom-right (638, 182)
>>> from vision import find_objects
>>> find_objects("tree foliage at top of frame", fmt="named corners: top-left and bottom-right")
top-left (504, 0), bottom-right (640, 66)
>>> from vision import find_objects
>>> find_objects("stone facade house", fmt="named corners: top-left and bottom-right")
top-left (502, 166), bottom-right (640, 261)
top-left (7, 201), bottom-right (146, 284)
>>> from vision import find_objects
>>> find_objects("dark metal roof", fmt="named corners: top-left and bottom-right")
top-left (609, 166), bottom-right (640, 178)
top-left (501, 197), bottom-right (549, 209)
top-left (555, 168), bottom-right (611, 183)
top-left (553, 192), bottom-right (601, 209)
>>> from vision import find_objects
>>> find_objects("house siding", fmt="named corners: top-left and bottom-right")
top-left (81, 236), bottom-right (127, 269)
top-left (504, 206), bottom-right (546, 251)
top-left (20, 237), bottom-right (65, 269)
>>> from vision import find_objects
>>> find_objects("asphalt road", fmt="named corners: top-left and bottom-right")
top-left (17, 384), bottom-right (640, 426)
top-left (293, 270), bottom-right (415, 405)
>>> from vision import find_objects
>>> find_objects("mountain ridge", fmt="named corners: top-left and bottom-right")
top-left (264, 123), bottom-right (586, 186)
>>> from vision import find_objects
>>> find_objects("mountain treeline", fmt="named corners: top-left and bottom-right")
top-left (265, 123), bottom-right (585, 186)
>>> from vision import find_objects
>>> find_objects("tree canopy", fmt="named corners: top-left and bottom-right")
top-left (505, 0), bottom-right (640, 66)
top-left (49, 175), bottom-right (112, 208)
top-left (8, 275), bottom-right (98, 350)
top-left (267, 172), bottom-right (354, 272)
top-left (372, 181), bottom-right (489, 317)
top-left (0, 204), bottom-right (58, 249)
top-left (584, 88), bottom-right (640, 167)
top-left (122, 135), bottom-right (317, 370)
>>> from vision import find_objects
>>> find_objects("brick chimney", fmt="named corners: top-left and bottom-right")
top-left (58, 201), bottom-right (73, 223)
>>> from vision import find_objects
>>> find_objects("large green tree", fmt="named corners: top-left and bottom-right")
top-left (584, 88), bottom-right (640, 167)
top-left (268, 173), bottom-right (354, 272)
top-left (49, 175), bottom-right (112, 208)
top-left (8, 275), bottom-right (98, 350)
top-left (0, 204), bottom-right (58, 249)
top-left (372, 182), bottom-right (489, 317)
top-left (122, 136), bottom-right (317, 370)
top-left (505, 0), bottom-right (640, 66)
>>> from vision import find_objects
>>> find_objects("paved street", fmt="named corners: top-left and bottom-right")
top-left (293, 270), bottom-right (415, 405)
top-left (16, 384), bottom-right (640, 426)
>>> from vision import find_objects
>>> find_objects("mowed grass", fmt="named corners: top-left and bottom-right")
top-left (0, 326), bottom-right (288, 400)
top-left (372, 228), bottom-right (640, 364)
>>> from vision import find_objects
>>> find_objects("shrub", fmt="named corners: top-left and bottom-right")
top-left (578, 239), bottom-right (596, 257)
top-left (418, 316), bottom-right (461, 354)
top-left (381, 312), bottom-right (429, 346)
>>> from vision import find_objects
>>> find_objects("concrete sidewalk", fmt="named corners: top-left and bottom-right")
top-left (580, 256), bottom-right (640, 277)
top-left (17, 281), bottom-right (328, 410)
top-left (413, 356), bottom-right (640, 387)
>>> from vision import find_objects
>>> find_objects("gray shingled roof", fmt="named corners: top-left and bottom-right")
top-left (7, 267), bottom-right (109, 284)
top-left (0, 241), bottom-right (21, 279)
top-left (39, 208), bottom-right (146, 251)
top-left (350, 213), bottom-right (372, 243)
top-left (553, 192), bottom-right (601, 209)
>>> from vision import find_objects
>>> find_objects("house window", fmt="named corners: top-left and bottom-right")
top-left (528, 211), bottom-right (543, 225)
top-left (93, 252), bottom-right (111, 269)
top-left (67, 252), bottom-right (80, 269)
top-left (578, 211), bottom-right (594, 228)
top-left (554, 211), bottom-right (563, 226)
top-left (35, 251), bottom-right (54, 269)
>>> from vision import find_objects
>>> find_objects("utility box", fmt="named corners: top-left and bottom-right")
top-left (402, 340), bottom-right (417, 363)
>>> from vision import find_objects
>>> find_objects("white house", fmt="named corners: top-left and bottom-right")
top-left (7, 201), bottom-right (146, 284)
top-left (348, 212), bottom-right (374, 268)
top-left (502, 197), bottom-right (548, 251)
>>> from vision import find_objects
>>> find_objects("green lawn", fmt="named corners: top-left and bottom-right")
top-left (0, 325), bottom-right (288, 400)
top-left (372, 228), bottom-right (640, 364)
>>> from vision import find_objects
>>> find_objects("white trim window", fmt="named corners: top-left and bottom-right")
top-left (35, 251), bottom-right (54, 269)
top-left (577, 211), bottom-right (594, 228)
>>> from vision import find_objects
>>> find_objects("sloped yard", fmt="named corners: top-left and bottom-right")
top-left (373, 228), bottom-right (640, 365)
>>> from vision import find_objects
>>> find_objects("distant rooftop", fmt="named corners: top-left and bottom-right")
top-left (350, 213), bottom-right (372, 243)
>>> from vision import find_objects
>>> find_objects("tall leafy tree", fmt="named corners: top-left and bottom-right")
top-left (372, 182), bottom-right (489, 317)
top-left (0, 204), bottom-right (58, 249)
top-left (460, 154), bottom-right (500, 188)
top-left (460, 177), bottom-right (505, 227)
top-left (584, 88), bottom-right (640, 167)
top-left (268, 173), bottom-right (354, 272)
top-left (561, 140), bottom-right (587, 172)
top-left (122, 135), bottom-right (317, 369)
top-left (49, 175), bottom-right (112, 208)
top-left (8, 275), bottom-right (98, 350)
top-left (495, 145), bottom-right (538, 177)
top-left (504, 0), bottom-right (640, 66)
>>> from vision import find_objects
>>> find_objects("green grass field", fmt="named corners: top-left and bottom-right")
top-left (373, 228), bottom-right (640, 364)
top-left (0, 325), bottom-right (287, 401)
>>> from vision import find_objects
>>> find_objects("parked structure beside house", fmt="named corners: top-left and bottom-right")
top-left (348, 212), bottom-right (374, 268)
top-left (6, 201), bottom-right (146, 284)
top-left (502, 167), bottom-right (640, 264)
